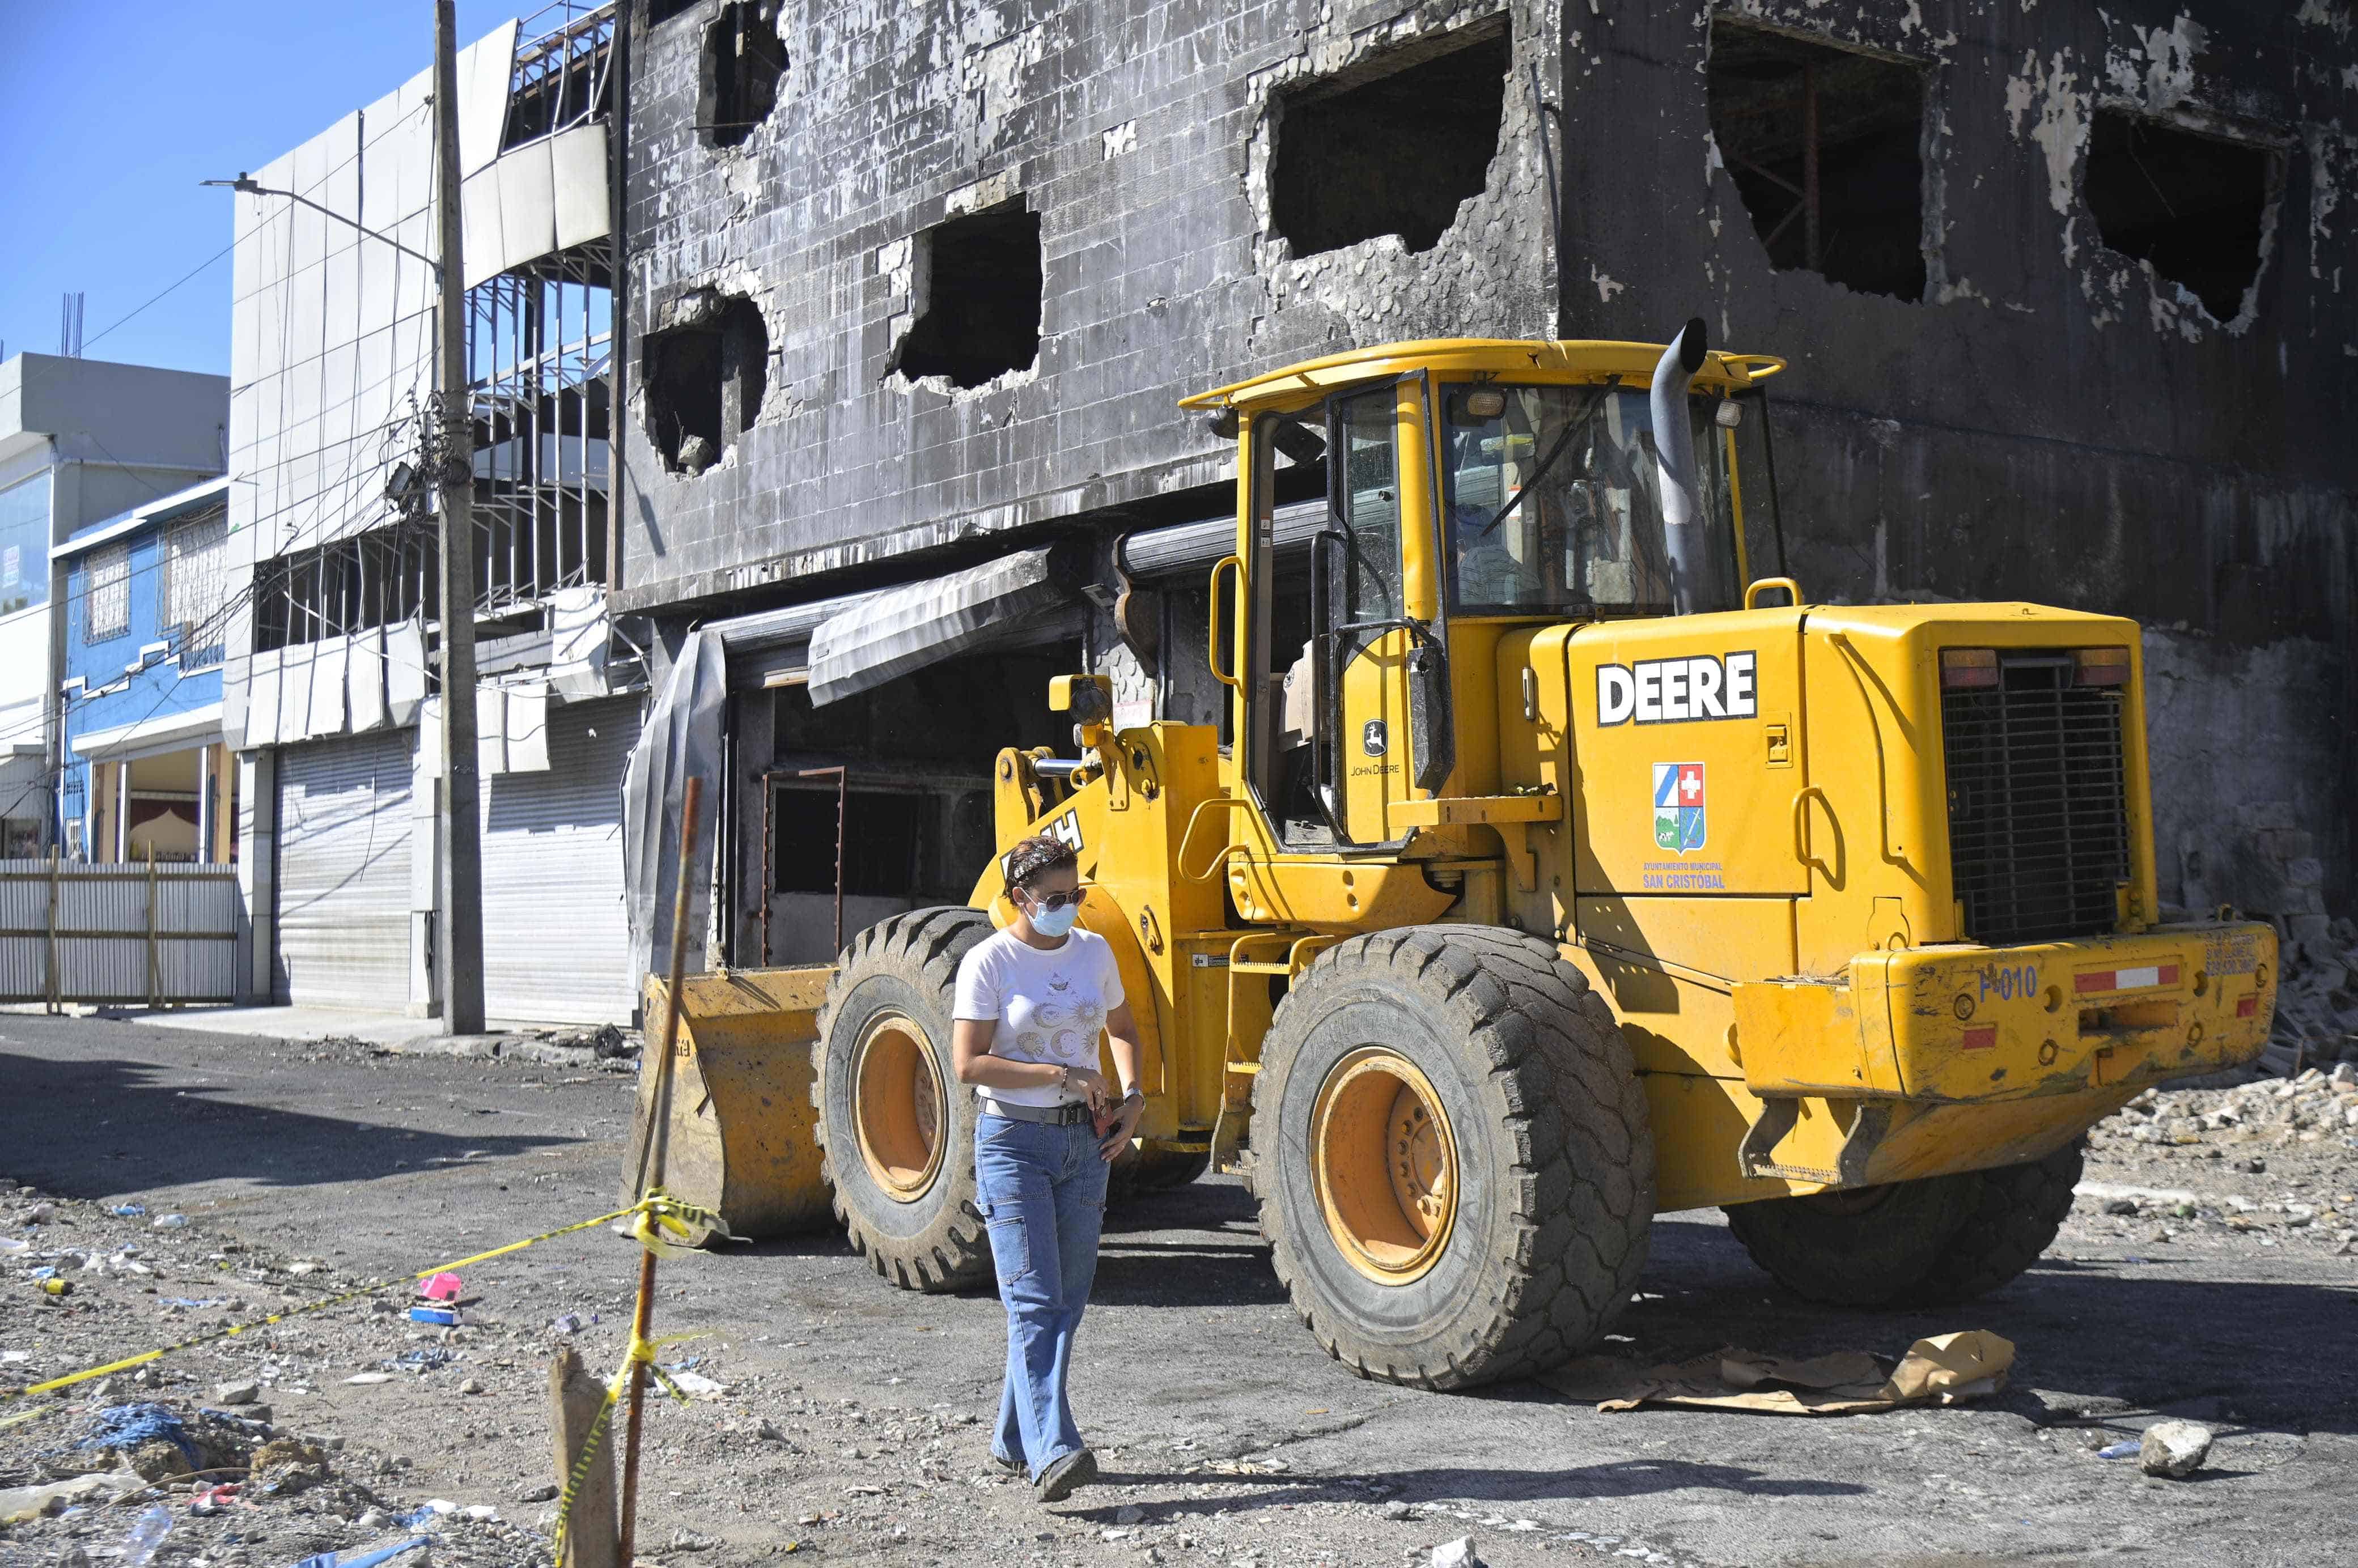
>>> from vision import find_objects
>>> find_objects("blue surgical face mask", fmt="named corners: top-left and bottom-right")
top-left (1028, 902), bottom-right (1080, 938)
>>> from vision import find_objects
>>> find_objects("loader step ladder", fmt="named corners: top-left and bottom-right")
top-left (1208, 930), bottom-right (1341, 1174)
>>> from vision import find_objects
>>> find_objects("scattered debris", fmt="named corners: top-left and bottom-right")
top-left (122, 1504), bottom-right (174, 1567)
top-left (1430, 1537), bottom-right (1485, 1568)
top-left (215, 1380), bottom-right (261, 1405)
top-left (1542, 1331), bottom-right (2014, 1416)
top-left (0, 1468), bottom-right (146, 1522)
top-left (151, 1214), bottom-right (189, 1230)
top-left (2139, 1420), bottom-right (2215, 1478)
top-left (251, 1437), bottom-right (332, 1494)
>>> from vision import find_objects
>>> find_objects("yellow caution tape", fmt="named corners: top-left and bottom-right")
top-left (627, 1187), bottom-right (733, 1258)
top-left (0, 1193), bottom-right (707, 1404)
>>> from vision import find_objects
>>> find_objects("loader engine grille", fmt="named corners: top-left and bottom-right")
top-left (1941, 651), bottom-right (2130, 946)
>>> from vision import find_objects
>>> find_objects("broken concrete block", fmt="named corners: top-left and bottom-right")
top-left (2139, 1420), bottom-right (2213, 1478)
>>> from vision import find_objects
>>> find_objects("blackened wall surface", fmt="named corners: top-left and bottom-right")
top-left (1557, 1), bottom-right (2357, 910)
top-left (618, 0), bottom-right (1560, 614)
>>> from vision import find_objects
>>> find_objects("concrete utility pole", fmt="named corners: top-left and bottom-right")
top-left (434, 0), bottom-right (486, 1035)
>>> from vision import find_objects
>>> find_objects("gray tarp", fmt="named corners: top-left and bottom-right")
top-left (622, 628), bottom-right (725, 994)
top-left (806, 547), bottom-right (1069, 706)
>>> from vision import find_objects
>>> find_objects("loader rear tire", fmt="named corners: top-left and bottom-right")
top-left (1106, 1142), bottom-right (1212, 1206)
top-left (1907, 1139), bottom-right (2084, 1304)
top-left (1722, 1176), bottom-right (1973, 1308)
top-left (1722, 1139), bottom-right (2086, 1308)
top-left (813, 907), bottom-right (996, 1293)
top-left (1252, 926), bottom-right (1655, 1391)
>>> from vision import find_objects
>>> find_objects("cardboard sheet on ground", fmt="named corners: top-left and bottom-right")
top-left (1540, 1331), bottom-right (2014, 1416)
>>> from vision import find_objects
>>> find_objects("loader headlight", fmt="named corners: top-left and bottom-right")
top-left (1939, 648), bottom-right (1999, 689)
top-left (2074, 647), bottom-right (2131, 686)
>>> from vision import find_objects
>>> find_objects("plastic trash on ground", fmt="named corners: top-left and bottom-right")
top-left (408, 1307), bottom-right (460, 1327)
top-left (151, 1214), bottom-right (189, 1230)
top-left (418, 1272), bottom-right (462, 1301)
top-left (124, 1505), bottom-right (173, 1567)
top-left (291, 1536), bottom-right (432, 1568)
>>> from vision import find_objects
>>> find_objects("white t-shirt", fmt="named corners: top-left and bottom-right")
top-left (952, 927), bottom-right (1125, 1109)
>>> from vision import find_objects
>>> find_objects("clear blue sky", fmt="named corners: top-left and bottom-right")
top-left (0, 2), bottom-right (516, 379)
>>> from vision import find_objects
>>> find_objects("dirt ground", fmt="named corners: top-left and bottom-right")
top-left (1, 1014), bottom-right (2353, 1568)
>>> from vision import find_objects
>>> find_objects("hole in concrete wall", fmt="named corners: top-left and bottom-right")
top-left (2085, 110), bottom-right (2272, 324)
top-left (1707, 20), bottom-right (1927, 301)
top-left (1269, 18), bottom-right (1510, 258)
top-left (699, 1), bottom-right (786, 149)
top-left (890, 202), bottom-right (1044, 390)
top-left (644, 294), bottom-right (768, 475)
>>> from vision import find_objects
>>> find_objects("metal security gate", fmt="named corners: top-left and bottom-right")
top-left (481, 696), bottom-right (638, 1023)
top-left (275, 731), bottom-right (414, 1008)
top-left (0, 859), bottom-right (240, 1005)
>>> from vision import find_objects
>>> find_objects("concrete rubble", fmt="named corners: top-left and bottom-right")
top-left (2139, 1421), bottom-right (2216, 1479)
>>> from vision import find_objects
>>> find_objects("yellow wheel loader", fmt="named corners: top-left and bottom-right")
top-left (648, 325), bottom-right (2278, 1391)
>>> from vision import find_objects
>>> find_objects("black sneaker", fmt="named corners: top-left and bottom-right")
top-left (990, 1450), bottom-right (1024, 1477)
top-left (1034, 1447), bottom-right (1097, 1502)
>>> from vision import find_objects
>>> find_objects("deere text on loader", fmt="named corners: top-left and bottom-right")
top-left (639, 324), bottom-right (2277, 1391)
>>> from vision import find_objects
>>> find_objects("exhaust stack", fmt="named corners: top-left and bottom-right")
top-left (1650, 317), bottom-right (1711, 615)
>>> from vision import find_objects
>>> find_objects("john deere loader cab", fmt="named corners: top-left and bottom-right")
top-left (1226, 325), bottom-right (1780, 861)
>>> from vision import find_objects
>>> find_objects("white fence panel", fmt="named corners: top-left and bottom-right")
top-left (0, 859), bottom-right (241, 1006)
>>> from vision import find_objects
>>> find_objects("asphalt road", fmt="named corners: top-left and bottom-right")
top-left (2, 1012), bottom-right (2354, 1568)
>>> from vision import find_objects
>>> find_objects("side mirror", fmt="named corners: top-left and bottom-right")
top-left (1407, 638), bottom-right (1455, 794)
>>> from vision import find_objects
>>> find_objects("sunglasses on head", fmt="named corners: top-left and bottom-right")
top-left (1020, 887), bottom-right (1084, 912)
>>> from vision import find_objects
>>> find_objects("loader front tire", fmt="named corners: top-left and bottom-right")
top-left (1252, 926), bottom-right (1655, 1391)
top-left (1723, 1138), bottom-right (2085, 1308)
top-left (813, 907), bottom-right (996, 1293)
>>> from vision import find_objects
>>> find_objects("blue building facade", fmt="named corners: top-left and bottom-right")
top-left (55, 477), bottom-right (236, 864)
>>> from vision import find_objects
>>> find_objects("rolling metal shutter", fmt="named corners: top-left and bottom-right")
top-left (481, 695), bottom-right (639, 1024)
top-left (276, 730), bottom-right (414, 1008)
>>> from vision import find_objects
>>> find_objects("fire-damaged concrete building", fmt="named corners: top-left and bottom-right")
top-left (610, 0), bottom-right (2355, 972)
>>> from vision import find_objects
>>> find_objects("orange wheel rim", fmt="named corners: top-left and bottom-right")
top-left (853, 1014), bottom-right (947, 1202)
top-left (1310, 1048), bottom-right (1458, 1284)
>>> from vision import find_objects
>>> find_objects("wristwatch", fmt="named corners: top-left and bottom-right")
top-left (1118, 1086), bottom-right (1143, 1107)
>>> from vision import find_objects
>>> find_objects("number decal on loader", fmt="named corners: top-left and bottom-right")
top-left (1977, 964), bottom-right (2038, 1004)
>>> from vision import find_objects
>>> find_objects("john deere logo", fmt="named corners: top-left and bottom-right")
top-left (1362, 720), bottom-right (1388, 757)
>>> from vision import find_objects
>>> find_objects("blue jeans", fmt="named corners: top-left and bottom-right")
top-left (973, 1113), bottom-right (1109, 1480)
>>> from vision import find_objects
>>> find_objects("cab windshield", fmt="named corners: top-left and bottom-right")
top-left (1438, 384), bottom-right (1747, 618)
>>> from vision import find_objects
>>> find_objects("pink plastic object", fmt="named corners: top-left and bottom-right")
top-left (189, 1484), bottom-right (241, 1514)
top-left (420, 1272), bottom-right (463, 1302)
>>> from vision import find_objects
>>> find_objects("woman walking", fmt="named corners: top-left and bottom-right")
top-left (953, 834), bottom-right (1144, 1501)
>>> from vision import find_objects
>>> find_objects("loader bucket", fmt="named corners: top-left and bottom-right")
top-left (622, 965), bottom-right (836, 1238)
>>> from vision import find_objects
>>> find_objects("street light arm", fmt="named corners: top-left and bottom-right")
top-left (203, 174), bottom-right (444, 277)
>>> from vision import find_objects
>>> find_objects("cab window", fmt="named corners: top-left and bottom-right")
top-left (1439, 384), bottom-right (1746, 618)
top-left (1333, 389), bottom-right (1405, 621)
